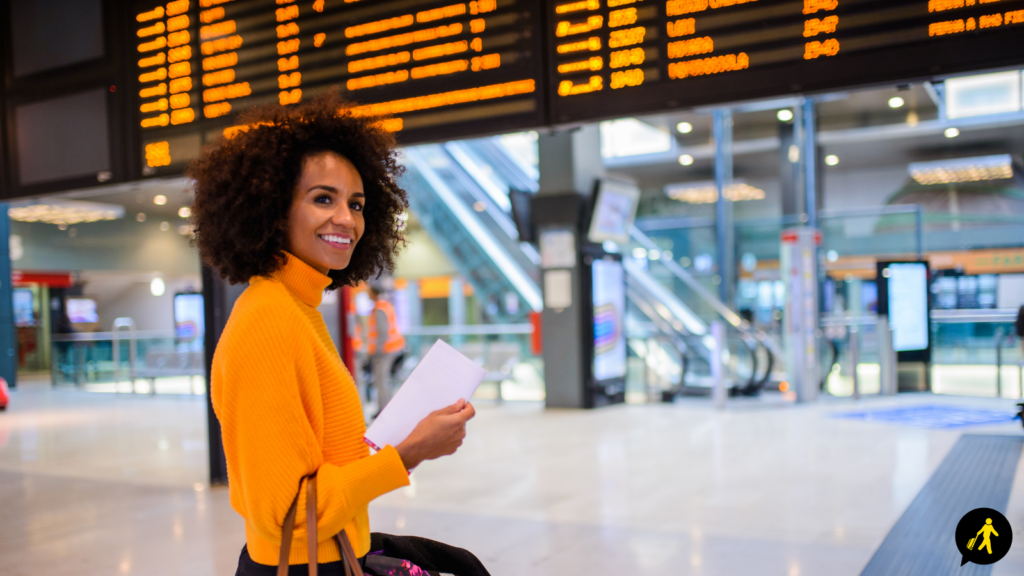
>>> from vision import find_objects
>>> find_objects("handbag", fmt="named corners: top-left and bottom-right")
top-left (277, 474), bottom-right (364, 576)
top-left (277, 474), bottom-right (489, 576)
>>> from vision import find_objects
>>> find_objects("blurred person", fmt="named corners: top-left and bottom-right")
top-left (189, 92), bottom-right (476, 576)
top-left (347, 292), bottom-right (370, 400)
top-left (367, 280), bottom-right (406, 410)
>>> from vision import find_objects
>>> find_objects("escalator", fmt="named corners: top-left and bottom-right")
top-left (399, 137), bottom-right (776, 396)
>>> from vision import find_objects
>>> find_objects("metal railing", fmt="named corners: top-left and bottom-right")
top-left (51, 320), bottom-right (204, 394)
top-left (821, 309), bottom-right (1022, 399)
top-left (397, 324), bottom-right (541, 402)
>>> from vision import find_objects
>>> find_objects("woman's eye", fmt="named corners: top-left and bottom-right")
top-left (314, 195), bottom-right (332, 204)
top-left (350, 202), bottom-right (364, 212)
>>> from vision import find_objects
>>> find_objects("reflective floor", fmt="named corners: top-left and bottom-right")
top-left (1, 380), bottom-right (1023, 576)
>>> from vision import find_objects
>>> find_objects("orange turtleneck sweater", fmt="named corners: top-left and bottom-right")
top-left (211, 253), bottom-right (409, 566)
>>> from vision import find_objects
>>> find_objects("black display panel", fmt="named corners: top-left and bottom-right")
top-left (132, 0), bottom-right (546, 175)
top-left (14, 89), bottom-right (111, 185)
top-left (9, 0), bottom-right (105, 78)
top-left (545, 0), bottom-right (1024, 124)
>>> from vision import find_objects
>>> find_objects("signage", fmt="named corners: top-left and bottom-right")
top-left (132, 0), bottom-right (546, 174)
top-left (546, 0), bottom-right (1024, 123)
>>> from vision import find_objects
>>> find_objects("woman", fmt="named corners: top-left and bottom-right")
top-left (189, 93), bottom-right (476, 575)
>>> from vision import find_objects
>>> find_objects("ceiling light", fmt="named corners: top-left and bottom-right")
top-left (8, 200), bottom-right (124, 226)
top-left (676, 121), bottom-right (693, 134)
top-left (178, 207), bottom-right (191, 218)
top-left (160, 221), bottom-right (170, 231)
top-left (136, 213), bottom-right (146, 222)
top-left (153, 195), bottom-right (168, 205)
top-left (632, 247), bottom-right (647, 259)
top-left (777, 109), bottom-right (793, 122)
top-left (150, 278), bottom-right (165, 297)
top-left (888, 96), bottom-right (905, 108)
top-left (825, 155), bottom-right (839, 166)
top-left (678, 154), bottom-right (694, 166)
top-left (665, 181), bottom-right (766, 204)
top-left (944, 127), bottom-right (960, 138)
top-left (908, 154), bottom-right (1013, 185)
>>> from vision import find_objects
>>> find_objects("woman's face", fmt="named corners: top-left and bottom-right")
top-left (287, 151), bottom-right (365, 274)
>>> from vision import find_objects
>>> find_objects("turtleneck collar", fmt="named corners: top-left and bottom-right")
top-left (270, 252), bottom-right (332, 308)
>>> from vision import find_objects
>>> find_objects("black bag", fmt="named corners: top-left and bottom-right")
top-left (273, 474), bottom-right (489, 576)
top-left (365, 533), bottom-right (490, 576)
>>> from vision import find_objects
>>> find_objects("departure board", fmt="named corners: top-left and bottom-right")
top-left (545, 0), bottom-right (1024, 123)
top-left (132, 0), bottom-right (546, 175)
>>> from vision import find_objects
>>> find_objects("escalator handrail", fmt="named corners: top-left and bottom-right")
top-left (444, 142), bottom-right (513, 212)
top-left (402, 148), bottom-right (543, 312)
top-left (624, 258), bottom-right (708, 337)
top-left (628, 225), bottom-right (783, 359)
top-left (486, 137), bottom-right (540, 188)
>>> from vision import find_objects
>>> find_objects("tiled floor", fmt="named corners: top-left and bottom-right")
top-left (1, 381), bottom-right (1022, 575)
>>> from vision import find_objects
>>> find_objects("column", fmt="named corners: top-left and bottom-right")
top-left (0, 206), bottom-right (15, 389)
top-left (713, 109), bottom-right (735, 305)
top-left (533, 125), bottom-right (604, 409)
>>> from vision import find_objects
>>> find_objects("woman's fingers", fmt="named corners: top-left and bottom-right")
top-left (433, 399), bottom-right (467, 416)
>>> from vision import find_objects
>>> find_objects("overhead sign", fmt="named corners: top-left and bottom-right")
top-left (132, 0), bottom-right (546, 175)
top-left (546, 0), bottom-right (1024, 123)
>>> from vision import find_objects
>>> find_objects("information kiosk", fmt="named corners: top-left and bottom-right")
top-left (533, 178), bottom-right (637, 408)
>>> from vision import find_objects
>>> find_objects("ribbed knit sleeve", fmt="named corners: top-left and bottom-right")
top-left (212, 282), bottom-right (409, 564)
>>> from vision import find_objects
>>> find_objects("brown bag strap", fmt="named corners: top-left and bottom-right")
top-left (277, 474), bottom-right (365, 576)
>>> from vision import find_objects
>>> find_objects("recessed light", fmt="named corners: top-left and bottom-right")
top-left (777, 109), bottom-right (794, 122)
top-left (678, 154), bottom-right (694, 166)
top-left (825, 155), bottom-right (839, 166)
top-left (888, 96), bottom-right (905, 108)
top-left (153, 195), bottom-right (168, 205)
top-left (160, 221), bottom-right (170, 231)
top-left (178, 207), bottom-right (191, 218)
top-left (944, 127), bottom-right (960, 138)
top-left (677, 121), bottom-right (693, 134)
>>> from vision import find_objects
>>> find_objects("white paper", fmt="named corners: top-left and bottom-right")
top-left (364, 339), bottom-right (486, 450)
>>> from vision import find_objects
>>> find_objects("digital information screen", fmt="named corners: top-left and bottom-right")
top-left (128, 0), bottom-right (1024, 174)
top-left (132, 0), bottom-right (545, 174)
top-left (592, 258), bottom-right (626, 382)
top-left (546, 0), bottom-right (1024, 123)
top-left (886, 262), bottom-right (930, 353)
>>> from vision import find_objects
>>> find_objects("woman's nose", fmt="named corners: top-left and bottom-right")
top-left (332, 205), bottom-right (355, 227)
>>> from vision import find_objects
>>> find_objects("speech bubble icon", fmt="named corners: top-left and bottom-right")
top-left (955, 508), bottom-right (1012, 566)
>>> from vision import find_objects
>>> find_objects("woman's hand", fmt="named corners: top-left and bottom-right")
top-left (395, 399), bottom-right (476, 470)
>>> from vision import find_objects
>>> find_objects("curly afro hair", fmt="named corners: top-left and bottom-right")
top-left (188, 91), bottom-right (408, 290)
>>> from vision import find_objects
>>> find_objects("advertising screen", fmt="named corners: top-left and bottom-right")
top-left (588, 179), bottom-right (640, 246)
top-left (174, 293), bottom-right (206, 350)
top-left (592, 257), bottom-right (626, 381)
top-left (66, 298), bottom-right (99, 324)
top-left (13, 289), bottom-right (35, 327)
top-left (886, 262), bottom-right (930, 352)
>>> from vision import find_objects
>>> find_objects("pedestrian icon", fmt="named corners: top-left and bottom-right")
top-left (967, 518), bottom-right (999, 554)
top-left (956, 508), bottom-right (1012, 566)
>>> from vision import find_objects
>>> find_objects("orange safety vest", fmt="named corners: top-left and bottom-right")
top-left (348, 298), bottom-right (364, 353)
top-left (368, 300), bottom-right (405, 354)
